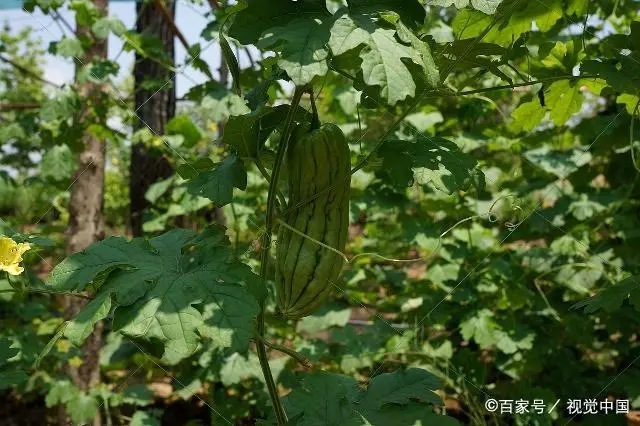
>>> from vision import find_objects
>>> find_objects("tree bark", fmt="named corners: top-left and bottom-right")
top-left (62, 0), bottom-right (109, 425)
top-left (129, 0), bottom-right (176, 237)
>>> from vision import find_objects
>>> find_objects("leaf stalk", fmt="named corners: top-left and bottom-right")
top-left (254, 334), bottom-right (312, 368)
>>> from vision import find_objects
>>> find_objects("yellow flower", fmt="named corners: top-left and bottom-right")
top-left (56, 339), bottom-right (71, 354)
top-left (0, 236), bottom-right (31, 276)
top-left (69, 356), bottom-right (84, 368)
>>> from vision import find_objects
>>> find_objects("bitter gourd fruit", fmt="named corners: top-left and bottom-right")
top-left (275, 123), bottom-right (350, 319)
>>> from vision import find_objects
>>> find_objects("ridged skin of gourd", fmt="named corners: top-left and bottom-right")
top-left (275, 124), bottom-right (350, 319)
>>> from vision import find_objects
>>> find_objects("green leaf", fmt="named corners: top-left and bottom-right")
top-left (186, 81), bottom-right (250, 121)
top-left (582, 59), bottom-right (640, 95)
top-left (221, 105), bottom-right (291, 157)
top-left (54, 37), bottom-right (83, 58)
top-left (145, 176), bottom-right (175, 204)
top-left (400, 297), bottom-right (423, 312)
top-left (283, 372), bottom-right (356, 424)
top-left (427, 263), bottom-right (461, 285)
top-left (0, 338), bottom-right (19, 366)
top-left (187, 43), bottom-right (213, 78)
top-left (47, 228), bottom-right (260, 364)
top-left (395, 20), bottom-right (440, 88)
top-left (460, 309), bottom-right (534, 354)
top-left (545, 80), bottom-right (583, 126)
top-left (203, 93), bottom-right (251, 122)
top-left (297, 306), bottom-right (352, 333)
top-left (65, 293), bottom-right (112, 346)
top-left (556, 262), bottom-right (603, 294)
top-left (40, 144), bottom-right (76, 182)
top-left (346, 0), bottom-right (426, 29)
top-left (329, 12), bottom-right (422, 105)
top-left (358, 368), bottom-right (442, 408)
top-left (89, 59), bottom-right (120, 79)
top-left (279, 369), bottom-right (453, 426)
top-left (258, 17), bottom-right (332, 86)
top-left (69, 0), bottom-right (100, 26)
top-left (533, 41), bottom-right (584, 77)
top-left (376, 137), bottom-right (485, 193)
top-left (130, 411), bottom-right (161, 426)
top-left (92, 16), bottom-right (126, 39)
top-left (40, 91), bottom-right (80, 122)
top-left (245, 71), bottom-right (285, 111)
top-left (568, 195), bottom-right (605, 220)
top-left (46, 380), bottom-right (79, 407)
top-left (572, 275), bottom-right (640, 313)
top-left (187, 155), bottom-right (247, 206)
top-left (220, 33), bottom-right (242, 95)
top-left (509, 100), bottom-right (546, 133)
top-left (67, 392), bottom-right (99, 425)
top-left (36, 323), bottom-right (68, 368)
top-left (567, 0), bottom-right (589, 15)
top-left (228, 0), bottom-right (330, 45)
top-left (0, 123), bottom-right (25, 143)
top-left (219, 352), bottom-right (263, 386)
top-left (121, 31), bottom-right (173, 67)
top-left (617, 93), bottom-right (640, 115)
top-left (428, 0), bottom-right (503, 15)
top-left (523, 146), bottom-right (592, 178)
top-left (0, 370), bottom-right (28, 390)
top-left (220, 352), bottom-right (287, 386)
top-left (452, 0), bottom-right (562, 47)
top-left (120, 384), bottom-right (155, 406)
top-left (166, 114), bottom-right (203, 148)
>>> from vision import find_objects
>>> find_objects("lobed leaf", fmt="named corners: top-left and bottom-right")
top-left (46, 227), bottom-right (260, 364)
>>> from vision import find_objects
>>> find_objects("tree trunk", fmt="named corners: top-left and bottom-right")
top-left (62, 0), bottom-right (108, 425)
top-left (129, 0), bottom-right (176, 237)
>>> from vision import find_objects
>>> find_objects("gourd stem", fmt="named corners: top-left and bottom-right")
top-left (257, 86), bottom-right (305, 425)
top-left (254, 334), bottom-right (312, 368)
top-left (309, 90), bottom-right (320, 131)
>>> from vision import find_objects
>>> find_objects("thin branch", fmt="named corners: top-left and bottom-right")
top-left (430, 74), bottom-right (597, 98)
top-left (207, 0), bottom-right (220, 9)
top-left (441, 0), bottom-right (523, 82)
top-left (153, 0), bottom-right (190, 51)
top-left (244, 47), bottom-right (255, 68)
top-left (332, 66), bottom-right (593, 100)
top-left (0, 288), bottom-right (93, 299)
top-left (329, 64), bottom-right (357, 82)
top-left (254, 334), bottom-right (312, 368)
top-left (504, 62), bottom-right (529, 83)
top-left (153, 0), bottom-right (214, 80)
top-left (0, 103), bottom-right (40, 111)
top-left (52, 10), bottom-right (75, 35)
top-left (0, 55), bottom-right (63, 88)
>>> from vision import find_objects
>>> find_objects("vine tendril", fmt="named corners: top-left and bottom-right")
top-left (275, 194), bottom-right (523, 266)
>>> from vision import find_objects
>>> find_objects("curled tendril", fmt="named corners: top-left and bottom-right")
top-left (488, 194), bottom-right (525, 230)
top-left (274, 193), bottom-right (525, 266)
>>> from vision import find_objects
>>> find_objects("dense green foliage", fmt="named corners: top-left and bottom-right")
top-left (1, 0), bottom-right (640, 425)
